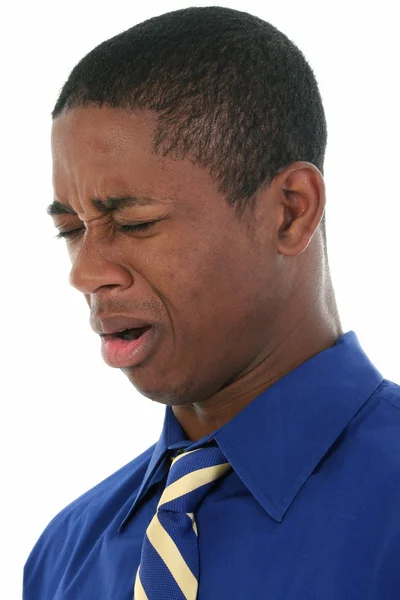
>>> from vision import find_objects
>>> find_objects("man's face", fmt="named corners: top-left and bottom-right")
top-left (51, 106), bottom-right (282, 406)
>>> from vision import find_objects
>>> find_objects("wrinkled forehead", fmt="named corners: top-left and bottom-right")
top-left (50, 105), bottom-right (227, 217)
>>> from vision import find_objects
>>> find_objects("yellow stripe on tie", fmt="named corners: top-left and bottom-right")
top-left (170, 448), bottom-right (202, 465)
top-left (134, 567), bottom-right (149, 600)
top-left (147, 513), bottom-right (198, 600)
top-left (159, 463), bottom-right (231, 507)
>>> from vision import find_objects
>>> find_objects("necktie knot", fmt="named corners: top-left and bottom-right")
top-left (158, 445), bottom-right (231, 514)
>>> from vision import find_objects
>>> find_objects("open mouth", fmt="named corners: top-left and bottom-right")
top-left (111, 326), bottom-right (151, 341)
top-left (100, 323), bottom-right (157, 367)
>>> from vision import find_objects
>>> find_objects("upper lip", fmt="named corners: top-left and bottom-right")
top-left (90, 314), bottom-right (154, 336)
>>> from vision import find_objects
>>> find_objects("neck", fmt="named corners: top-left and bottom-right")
top-left (173, 244), bottom-right (343, 442)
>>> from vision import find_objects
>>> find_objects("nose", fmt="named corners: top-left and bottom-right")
top-left (68, 235), bottom-right (132, 294)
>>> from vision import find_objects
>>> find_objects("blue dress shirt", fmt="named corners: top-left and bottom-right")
top-left (23, 331), bottom-right (400, 599)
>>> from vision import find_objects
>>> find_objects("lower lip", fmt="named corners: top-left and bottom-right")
top-left (101, 326), bottom-right (158, 368)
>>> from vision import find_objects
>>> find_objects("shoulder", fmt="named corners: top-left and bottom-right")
top-left (339, 378), bottom-right (400, 507)
top-left (364, 378), bottom-right (400, 454)
top-left (23, 443), bottom-right (155, 598)
top-left (350, 379), bottom-right (400, 592)
top-left (353, 378), bottom-right (400, 461)
top-left (375, 378), bottom-right (400, 411)
top-left (315, 378), bottom-right (400, 506)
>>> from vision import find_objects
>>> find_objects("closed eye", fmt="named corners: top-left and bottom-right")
top-left (55, 227), bottom-right (84, 240)
top-left (120, 222), bottom-right (156, 233)
top-left (55, 220), bottom-right (158, 240)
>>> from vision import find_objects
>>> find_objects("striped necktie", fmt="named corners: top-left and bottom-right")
top-left (134, 444), bottom-right (232, 599)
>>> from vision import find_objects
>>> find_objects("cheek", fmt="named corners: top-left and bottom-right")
top-left (172, 240), bottom-right (255, 329)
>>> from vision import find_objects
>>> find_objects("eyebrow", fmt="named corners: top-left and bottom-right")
top-left (46, 196), bottom-right (160, 216)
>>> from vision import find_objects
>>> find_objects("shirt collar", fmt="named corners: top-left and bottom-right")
top-left (119, 331), bottom-right (383, 531)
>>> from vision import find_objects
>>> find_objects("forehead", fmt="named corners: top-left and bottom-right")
top-left (51, 106), bottom-right (159, 168)
top-left (51, 107), bottom-right (181, 199)
top-left (50, 106), bottom-right (227, 219)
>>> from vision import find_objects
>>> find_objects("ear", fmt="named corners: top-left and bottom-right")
top-left (273, 161), bottom-right (326, 257)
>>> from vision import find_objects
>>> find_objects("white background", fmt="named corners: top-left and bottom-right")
top-left (1, 1), bottom-right (399, 597)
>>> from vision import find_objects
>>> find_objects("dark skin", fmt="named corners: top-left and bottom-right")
top-left (51, 106), bottom-right (343, 442)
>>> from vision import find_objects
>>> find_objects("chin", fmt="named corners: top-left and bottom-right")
top-left (121, 367), bottom-right (191, 406)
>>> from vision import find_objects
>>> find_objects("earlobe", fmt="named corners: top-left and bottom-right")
top-left (276, 162), bottom-right (325, 257)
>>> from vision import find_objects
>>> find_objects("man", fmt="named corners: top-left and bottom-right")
top-left (23, 6), bottom-right (400, 600)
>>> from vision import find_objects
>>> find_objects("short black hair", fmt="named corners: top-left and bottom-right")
top-left (53, 6), bottom-right (328, 250)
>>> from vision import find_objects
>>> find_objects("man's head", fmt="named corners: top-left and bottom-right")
top-left (50, 7), bottom-right (331, 411)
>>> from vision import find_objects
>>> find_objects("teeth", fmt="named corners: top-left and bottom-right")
top-left (118, 328), bottom-right (144, 340)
